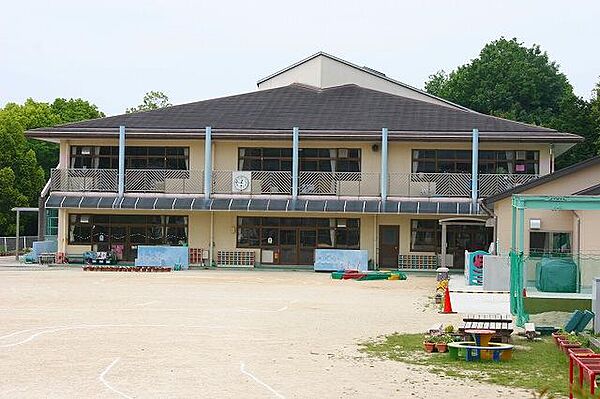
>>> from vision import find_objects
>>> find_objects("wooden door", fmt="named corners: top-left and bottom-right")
top-left (379, 225), bottom-right (399, 269)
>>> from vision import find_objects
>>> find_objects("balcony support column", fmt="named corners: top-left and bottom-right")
top-left (380, 127), bottom-right (388, 201)
top-left (118, 125), bottom-right (125, 196)
top-left (471, 128), bottom-right (479, 207)
top-left (292, 127), bottom-right (299, 199)
top-left (204, 126), bottom-right (212, 200)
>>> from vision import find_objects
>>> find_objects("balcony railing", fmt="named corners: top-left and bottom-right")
top-left (125, 169), bottom-right (203, 194)
top-left (388, 172), bottom-right (538, 197)
top-left (49, 168), bottom-right (538, 198)
top-left (212, 170), bottom-right (292, 194)
top-left (50, 168), bottom-right (204, 194)
top-left (50, 168), bottom-right (118, 192)
top-left (479, 173), bottom-right (538, 197)
top-left (298, 171), bottom-right (380, 196)
top-left (388, 173), bottom-right (472, 197)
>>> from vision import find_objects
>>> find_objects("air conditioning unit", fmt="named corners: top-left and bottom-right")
top-left (232, 171), bottom-right (252, 193)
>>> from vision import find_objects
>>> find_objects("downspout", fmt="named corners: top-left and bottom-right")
top-left (572, 210), bottom-right (581, 292)
top-left (479, 199), bottom-right (498, 255)
top-left (550, 144), bottom-right (555, 174)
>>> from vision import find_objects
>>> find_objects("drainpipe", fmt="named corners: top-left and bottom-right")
top-left (572, 210), bottom-right (581, 292)
top-left (479, 199), bottom-right (498, 255)
top-left (292, 127), bottom-right (299, 199)
top-left (118, 125), bottom-right (126, 196)
top-left (550, 144), bottom-right (555, 173)
top-left (471, 128), bottom-right (479, 208)
top-left (380, 127), bottom-right (388, 201)
top-left (204, 126), bottom-right (212, 200)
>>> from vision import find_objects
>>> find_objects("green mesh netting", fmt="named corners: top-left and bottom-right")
top-left (510, 251), bottom-right (600, 327)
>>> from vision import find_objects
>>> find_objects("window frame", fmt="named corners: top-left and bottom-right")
top-left (411, 149), bottom-right (539, 175)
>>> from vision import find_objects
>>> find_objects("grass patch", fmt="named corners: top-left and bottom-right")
top-left (361, 333), bottom-right (569, 396)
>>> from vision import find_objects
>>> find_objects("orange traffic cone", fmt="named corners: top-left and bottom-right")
top-left (440, 285), bottom-right (456, 314)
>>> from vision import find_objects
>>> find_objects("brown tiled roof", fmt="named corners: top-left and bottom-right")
top-left (26, 84), bottom-right (582, 142)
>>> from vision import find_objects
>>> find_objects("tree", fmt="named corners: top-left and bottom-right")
top-left (1, 98), bottom-right (104, 178)
top-left (424, 37), bottom-right (597, 168)
top-left (0, 98), bottom-right (103, 235)
top-left (126, 91), bottom-right (171, 113)
top-left (0, 113), bottom-right (44, 235)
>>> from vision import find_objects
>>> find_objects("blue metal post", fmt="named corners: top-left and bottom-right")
top-left (118, 125), bottom-right (125, 196)
top-left (204, 126), bottom-right (212, 200)
top-left (292, 127), bottom-right (299, 199)
top-left (471, 128), bottom-right (479, 206)
top-left (380, 127), bottom-right (388, 201)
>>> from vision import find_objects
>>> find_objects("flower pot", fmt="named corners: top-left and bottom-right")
top-left (423, 342), bottom-right (436, 353)
top-left (552, 333), bottom-right (568, 345)
top-left (435, 343), bottom-right (448, 353)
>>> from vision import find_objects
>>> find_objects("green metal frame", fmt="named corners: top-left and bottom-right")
top-left (510, 195), bottom-right (600, 326)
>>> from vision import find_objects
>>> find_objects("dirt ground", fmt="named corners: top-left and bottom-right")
top-left (0, 266), bottom-right (528, 398)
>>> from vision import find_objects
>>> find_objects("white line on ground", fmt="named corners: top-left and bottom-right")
top-left (99, 358), bottom-right (133, 399)
top-left (240, 361), bottom-right (285, 399)
top-left (0, 324), bottom-right (251, 348)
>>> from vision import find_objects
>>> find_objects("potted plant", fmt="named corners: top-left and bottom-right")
top-left (423, 335), bottom-right (436, 353)
top-left (552, 329), bottom-right (568, 345)
top-left (435, 334), bottom-right (452, 353)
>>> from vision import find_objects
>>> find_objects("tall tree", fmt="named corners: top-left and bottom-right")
top-left (126, 91), bottom-right (171, 113)
top-left (1, 98), bottom-right (103, 178)
top-left (0, 98), bottom-right (103, 235)
top-left (424, 37), bottom-right (596, 168)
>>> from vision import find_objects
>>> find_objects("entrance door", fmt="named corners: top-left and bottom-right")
top-left (279, 229), bottom-right (297, 265)
top-left (379, 225), bottom-right (399, 269)
top-left (446, 224), bottom-right (492, 268)
top-left (299, 230), bottom-right (317, 265)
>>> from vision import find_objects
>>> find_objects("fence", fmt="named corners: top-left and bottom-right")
top-left (51, 168), bottom-right (118, 192)
top-left (0, 236), bottom-right (38, 253)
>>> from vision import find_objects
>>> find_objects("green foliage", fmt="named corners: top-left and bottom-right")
top-left (0, 97), bottom-right (103, 234)
top-left (424, 37), bottom-right (600, 169)
top-left (126, 91), bottom-right (171, 113)
top-left (362, 333), bottom-right (569, 396)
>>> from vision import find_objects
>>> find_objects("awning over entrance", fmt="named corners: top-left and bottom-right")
top-left (45, 194), bottom-right (482, 215)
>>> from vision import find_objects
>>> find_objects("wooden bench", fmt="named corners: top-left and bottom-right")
top-left (459, 313), bottom-right (513, 343)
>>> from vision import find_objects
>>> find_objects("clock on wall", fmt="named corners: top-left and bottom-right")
top-left (231, 171), bottom-right (252, 192)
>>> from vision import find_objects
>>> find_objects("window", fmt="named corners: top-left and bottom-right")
top-left (412, 150), bottom-right (539, 174)
top-left (530, 231), bottom-right (571, 257)
top-left (68, 214), bottom-right (188, 246)
top-left (238, 148), bottom-right (360, 172)
top-left (410, 219), bottom-right (441, 252)
top-left (70, 146), bottom-right (189, 170)
top-left (236, 217), bottom-right (360, 249)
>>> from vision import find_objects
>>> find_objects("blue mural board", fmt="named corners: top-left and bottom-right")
top-left (25, 240), bottom-right (58, 263)
top-left (314, 249), bottom-right (369, 272)
top-left (134, 246), bottom-right (189, 269)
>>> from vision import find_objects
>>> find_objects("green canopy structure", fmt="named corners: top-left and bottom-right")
top-left (510, 195), bottom-right (600, 327)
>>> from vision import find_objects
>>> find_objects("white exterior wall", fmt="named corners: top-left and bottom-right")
top-left (258, 54), bottom-right (456, 108)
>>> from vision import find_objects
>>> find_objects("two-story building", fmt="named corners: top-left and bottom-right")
top-left (26, 52), bottom-right (582, 269)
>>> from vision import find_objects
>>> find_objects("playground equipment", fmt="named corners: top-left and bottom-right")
top-left (447, 329), bottom-right (513, 362)
top-left (331, 270), bottom-right (407, 281)
top-left (465, 250), bottom-right (489, 286)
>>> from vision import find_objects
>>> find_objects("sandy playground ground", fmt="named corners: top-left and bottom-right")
top-left (0, 265), bottom-right (528, 398)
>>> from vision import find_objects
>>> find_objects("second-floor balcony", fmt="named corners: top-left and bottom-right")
top-left (50, 168), bottom-right (539, 198)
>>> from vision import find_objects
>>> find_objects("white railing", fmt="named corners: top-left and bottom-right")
top-left (125, 169), bottom-right (203, 193)
top-left (479, 174), bottom-right (538, 197)
top-left (298, 171), bottom-right (380, 196)
top-left (50, 168), bottom-right (118, 192)
top-left (212, 170), bottom-right (292, 194)
top-left (49, 168), bottom-right (538, 198)
top-left (388, 173), bottom-right (472, 197)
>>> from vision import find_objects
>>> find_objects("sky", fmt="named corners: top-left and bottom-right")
top-left (1, 0), bottom-right (599, 116)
